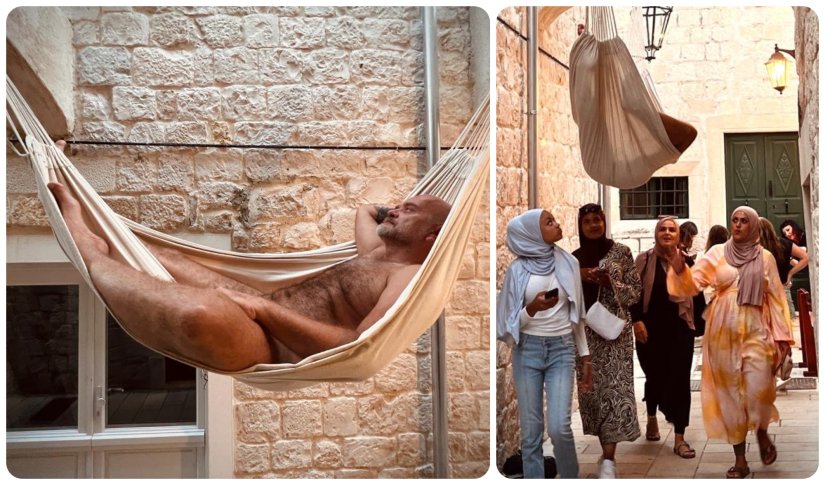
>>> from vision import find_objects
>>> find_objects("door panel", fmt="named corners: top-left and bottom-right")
top-left (725, 136), bottom-right (767, 215)
top-left (765, 134), bottom-right (804, 225)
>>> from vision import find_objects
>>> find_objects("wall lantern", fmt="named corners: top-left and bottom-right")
top-left (765, 44), bottom-right (796, 94)
top-left (642, 6), bottom-right (673, 61)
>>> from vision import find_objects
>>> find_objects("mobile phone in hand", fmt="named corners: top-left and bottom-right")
top-left (545, 288), bottom-right (559, 299)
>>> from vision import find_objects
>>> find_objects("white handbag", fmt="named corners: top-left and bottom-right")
top-left (585, 286), bottom-right (626, 340)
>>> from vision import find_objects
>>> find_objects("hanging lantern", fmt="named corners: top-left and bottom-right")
top-left (642, 6), bottom-right (673, 62)
top-left (765, 44), bottom-right (796, 94)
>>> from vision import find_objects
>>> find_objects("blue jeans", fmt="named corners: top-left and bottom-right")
top-left (512, 332), bottom-right (579, 479)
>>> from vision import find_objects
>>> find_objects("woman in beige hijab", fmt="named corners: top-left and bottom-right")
top-left (667, 207), bottom-right (793, 478)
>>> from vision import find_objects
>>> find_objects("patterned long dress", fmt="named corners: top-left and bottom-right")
top-left (668, 245), bottom-right (793, 444)
top-left (576, 243), bottom-right (642, 443)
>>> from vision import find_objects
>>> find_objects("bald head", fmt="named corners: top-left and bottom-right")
top-left (376, 194), bottom-right (451, 248)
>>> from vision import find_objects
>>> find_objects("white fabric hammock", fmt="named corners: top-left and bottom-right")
top-left (569, 6), bottom-right (683, 189)
top-left (7, 76), bottom-right (490, 390)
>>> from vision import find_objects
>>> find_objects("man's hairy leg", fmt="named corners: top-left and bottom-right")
top-left (50, 182), bottom-right (274, 370)
top-left (146, 243), bottom-right (262, 296)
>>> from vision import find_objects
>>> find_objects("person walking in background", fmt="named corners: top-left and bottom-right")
top-left (631, 217), bottom-right (704, 460)
top-left (497, 209), bottom-right (593, 479)
top-left (759, 218), bottom-right (808, 315)
top-left (779, 219), bottom-right (807, 248)
top-left (704, 225), bottom-right (730, 254)
top-left (667, 206), bottom-right (793, 479)
top-left (572, 203), bottom-right (642, 479)
top-left (679, 221), bottom-right (699, 262)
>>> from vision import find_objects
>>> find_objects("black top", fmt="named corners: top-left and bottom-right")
top-left (775, 238), bottom-right (793, 284)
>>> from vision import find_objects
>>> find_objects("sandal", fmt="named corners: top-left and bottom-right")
top-left (726, 465), bottom-right (750, 479)
top-left (645, 419), bottom-right (660, 441)
top-left (673, 441), bottom-right (696, 459)
top-left (760, 442), bottom-right (777, 465)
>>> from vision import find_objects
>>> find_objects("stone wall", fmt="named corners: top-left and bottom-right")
top-left (5, 6), bottom-right (488, 478)
top-left (793, 6), bottom-right (819, 319)
top-left (607, 7), bottom-right (799, 255)
top-left (494, 6), bottom-right (596, 470)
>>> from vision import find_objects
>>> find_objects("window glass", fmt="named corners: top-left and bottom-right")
top-left (106, 314), bottom-right (197, 427)
top-left (6, 285), bottom-right (79, 430)
top-left (620, 177), bottom-right (689, 219)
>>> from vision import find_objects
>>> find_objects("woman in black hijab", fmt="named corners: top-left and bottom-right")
top-left (572, 203), bottom-right (642, 479)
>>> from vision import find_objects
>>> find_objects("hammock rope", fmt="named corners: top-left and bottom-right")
top-left (7, 76), bottom-right (490, 390)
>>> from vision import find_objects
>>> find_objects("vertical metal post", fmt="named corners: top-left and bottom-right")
top-left (423, 6), bottom-right (448, 479)
top-left (527, 7), bottom-right (538, 209)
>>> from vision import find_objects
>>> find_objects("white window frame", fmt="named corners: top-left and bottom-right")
top-left (6, 234), bottom-right (233, 477)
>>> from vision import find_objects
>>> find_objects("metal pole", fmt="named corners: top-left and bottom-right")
top-left (527, 7), bottom-right (538, 209)
top-left (422, 6), bottom-right (448, 479)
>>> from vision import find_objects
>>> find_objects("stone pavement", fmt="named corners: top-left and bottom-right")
top-left (546, 317), bottom-right (820, 479)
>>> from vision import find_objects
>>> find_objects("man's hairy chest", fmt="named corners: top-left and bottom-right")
top-left (271, 257), bottom-right (404, 326)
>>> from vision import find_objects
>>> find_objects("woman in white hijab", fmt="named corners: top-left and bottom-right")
top-left (667, 206), bottom-right (794, 479)
top-left (496, 209), bottom-right (592, 478)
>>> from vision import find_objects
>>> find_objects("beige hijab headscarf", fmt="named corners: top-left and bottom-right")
top-left (636, 216), bottom-right (694, 329)
top-left (724, 206), bottom-right (764, 307)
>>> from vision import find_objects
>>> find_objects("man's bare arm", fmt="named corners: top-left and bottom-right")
top-left (355, 205), bottom-right (385, 256)
top-left (355, 264), bottom-right (419, 333)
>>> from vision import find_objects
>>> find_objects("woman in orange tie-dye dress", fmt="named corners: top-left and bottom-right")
top-left (667, 206), bottom-right (793, 479)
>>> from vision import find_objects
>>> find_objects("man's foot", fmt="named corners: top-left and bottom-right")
top-left (48, 181), bottom-right (110, 260)
top-left (726, 465), bottom-right (750, 479)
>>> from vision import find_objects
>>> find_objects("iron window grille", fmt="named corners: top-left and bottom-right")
top-left (620, 176), bottom-right (689, 220)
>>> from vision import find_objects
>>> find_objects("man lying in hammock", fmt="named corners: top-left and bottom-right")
top-left (48, 151), bottom-right (451, 372)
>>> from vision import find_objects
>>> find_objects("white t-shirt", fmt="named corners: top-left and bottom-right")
top-left (519, 273), bottom-right (589, 356)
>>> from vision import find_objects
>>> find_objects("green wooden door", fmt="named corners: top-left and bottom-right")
top-left (725, 132), bottom-right (809, 293)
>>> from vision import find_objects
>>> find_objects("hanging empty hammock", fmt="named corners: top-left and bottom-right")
top-left (569, 6), bottom-right (690, 189)
top-left (7, 76), bottom-right (490, 391)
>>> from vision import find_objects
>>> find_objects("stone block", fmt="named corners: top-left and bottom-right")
top-left (326, 17), bottom-right (365, 49)
top-left (446, 351), bottom-right (466, 392)
top-left (234, 122), bottom-right (295, 145)
top-left (166, 122), bottom-right (209, 144)
top-left (126, 123), bottom-right (166, 152)
top-left (445, 280), bottom-right (488, 315)
top-left (304, 7), bottom-right (335, 17)
top-left (379, 468), bottom-right (416, 478)
top-left (77, 47), bottom-right (131, 85)
top-left (116, 156), bottom-right (157, 192)
top-left (318, 207), bottom-right (356, 243)
top-left (307, 85), bottom-right (362, 122)
top-left (280, 17), bottom-right (325, 48)
top-left (323, 397), bottom-right (359, 436)
top-left (139, 194), bottom-right (188, 230)
top-left (286, 383), bottom-right (329, 399)
top-left (439, 25), bottom-right (470, 52)
top-left (448, 432), bottom-right (468, 461)
top-left (194, 149), bottom-right (243, 182)
top-left (196, 15), bottom-right (243, 48)
top-left (245, 14), bottom-right (279, 48)
top-left (79, 91), bottom-right (110, 121)
top-left (222, 85), bottom-right (267, 120)
top-left (62, 7), bottom-right (100, 21)
top-left (235, 443), bottom-right (271, 474)
top-left (155, 90), bottom-right (177, 120)
top-left (248, 185), bottom-right (308, 222)
top-left (281, 400), bottom-right (323, 438)
top-left (373, 353), bottom-right (418, 394)
top-left (158, 155), bottom-right (194, 190)
top-left (9, 196), bottom-right (48, 227)
top-left (213, 47), bottom-right (259, 84)
top-left (132, 48), bottom-right (194, 86)
top-left (73, 21), bottom-right (99, 45)
top-left (259, 48), bottom-right (306, 84)
top-left (449, 392), bottom-right (479, 432)
top-left (465, 351), bottom-right (489, 391)
top-left (329, 379), bottom-right (375, 396)
top-left (362, 18), bottom-right (410, 49)
top-left (282, 222), bottom-right (322, 250)
top-left (346, 176), bottom-right (396, 205)
top-left (305, 49), bottom-right (350, 85)
top-left (150, 13), bottom-right (197, 48)
top-left (347, 7), bottom-right (418, 20)
top-left (342, 437), bottom-right (396, 468)
top-left (101, 12), bottom-right (149, 46)
top-left (243, 149), bottom-right (283, 182)
top-left (351, 49), bottom-right (403, 85)
top-left (111, 87), bottom-right (155, 121)
top-left (312, 440), bottom-right (343, 468)
top-left (249, 222), bottom-right (281, 251)
top-left (358, 393), bottom-right (428, 436)
top-left (397, 432), bottom-right (425, 467)
top-left (203, 211), bottom-right (234, 232)
top-left (271, 440), bottom-right (312, 469)
top-left (445, 315), bottom-right (480, 350)
top-left (266, 85), bottom-right (314, 121)
top-left (235, 401), bottom-right (281, 441)
top-left (334, 469), bottom-right (378, 479)
top-left (192, 47), bottom-right (215, 86)
top-left (177, 88), bottom-right (222, 121)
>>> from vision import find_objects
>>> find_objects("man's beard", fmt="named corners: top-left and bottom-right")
top-left (376, 224), bottom-right (412, 243)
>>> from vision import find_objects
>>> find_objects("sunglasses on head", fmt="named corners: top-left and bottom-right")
top-left (579, 204), bottom-right (602, 215)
